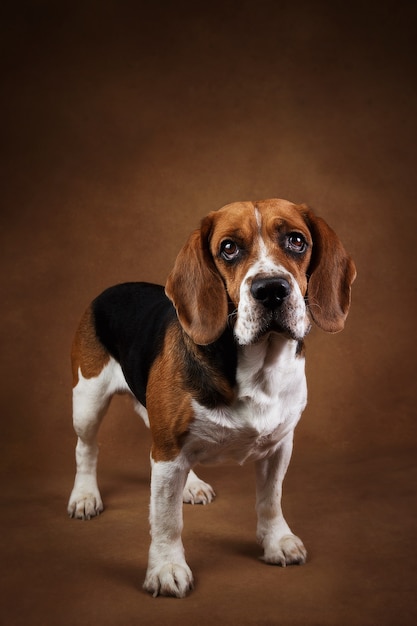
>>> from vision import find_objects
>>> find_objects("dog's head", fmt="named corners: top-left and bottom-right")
top-left (166, 199), bottom-right (356, 346)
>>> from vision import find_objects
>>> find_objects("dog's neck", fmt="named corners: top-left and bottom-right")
top-left (238, 332), bottom-right (302, 368)
top-left (236, 333), bottom-right (305, 403)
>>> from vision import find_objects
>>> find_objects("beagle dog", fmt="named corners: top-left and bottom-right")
top-left (68, 198), bottom-right (356, 598)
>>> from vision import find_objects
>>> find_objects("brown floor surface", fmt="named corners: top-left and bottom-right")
top-left (1, 1), bottom-right (416, 625)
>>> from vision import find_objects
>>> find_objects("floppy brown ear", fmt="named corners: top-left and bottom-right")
top-left (302, 207), bottom-right (357, 333)
top-left (165, 216), bottom-right (228, 345)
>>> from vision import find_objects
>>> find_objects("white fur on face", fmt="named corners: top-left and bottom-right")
top-left (233, 213), bottom-right (311, 345)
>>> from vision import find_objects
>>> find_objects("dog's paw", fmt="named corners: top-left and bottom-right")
top-left (143, 562), bottom-right (194, 598)
top-left (261, 534), bottom-right (307, 567)
top-left (67, 489), bottom-right (104, 520)
top-left (183, 475), bottom-right (215, 505)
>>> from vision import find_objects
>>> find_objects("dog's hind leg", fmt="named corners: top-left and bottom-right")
top-left (68, 307), bottom-right (129, 519)
top-left (182, 469), bottom-right (216, 505)
top-left (67, 364), bottom-right (115, 520)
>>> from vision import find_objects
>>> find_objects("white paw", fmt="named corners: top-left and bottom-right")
top-left (262, 534), bottom-right (307, 567)
top-left (67, 489), bottom-right (103, 520)
top-left (182, 475), bottom-right (215, 505)
top-left (143, 562), bottom-right (194, 598)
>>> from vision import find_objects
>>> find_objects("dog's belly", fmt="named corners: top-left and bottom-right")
top-left (184, 393), bottom-right (306, 465)
top-left (184, 423), bottom-right (292, 465)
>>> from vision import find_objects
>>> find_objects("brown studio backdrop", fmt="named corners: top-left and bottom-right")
top-left (1, 1), bottom-right (416, 625)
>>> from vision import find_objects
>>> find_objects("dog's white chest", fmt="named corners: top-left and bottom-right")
top-left (185, 337), bottom-right (307, 465)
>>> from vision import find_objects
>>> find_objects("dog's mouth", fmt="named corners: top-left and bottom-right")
top-left (256, 315), bottom-right (298, 341)
top-left (246, 309), bottom-right (311, 344)
top-left (231, 294), bottom-right (310, 346)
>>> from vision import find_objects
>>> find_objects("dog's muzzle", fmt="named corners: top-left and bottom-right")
top-left (234, 274), bottom-right (308, 345)
top-left (249, 276), bottom-right (304, 340)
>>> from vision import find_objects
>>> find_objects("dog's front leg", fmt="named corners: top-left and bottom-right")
top-left (255, 432), bottom-right (307, 566)
top-left (143, 458), bottom-right (193, 598)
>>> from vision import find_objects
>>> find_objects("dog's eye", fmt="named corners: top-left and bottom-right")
top-left (287, 233), bottom-right (307, 254)
top-left (220, 240), bottom-right (240, 261)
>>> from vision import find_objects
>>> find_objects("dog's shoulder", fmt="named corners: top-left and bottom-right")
top-left (179, 328), bottom-right (238, 408)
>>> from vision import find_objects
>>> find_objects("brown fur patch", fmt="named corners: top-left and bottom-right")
top-left (146, 324), bottom-right (198, 462)
top-left (165, 227), bottom-right (229, 346)
top-left (71, 305), bottom-right (110, 387)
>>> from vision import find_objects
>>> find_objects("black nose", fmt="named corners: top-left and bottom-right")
top-left (250, 277), bottom-right (291, 309)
